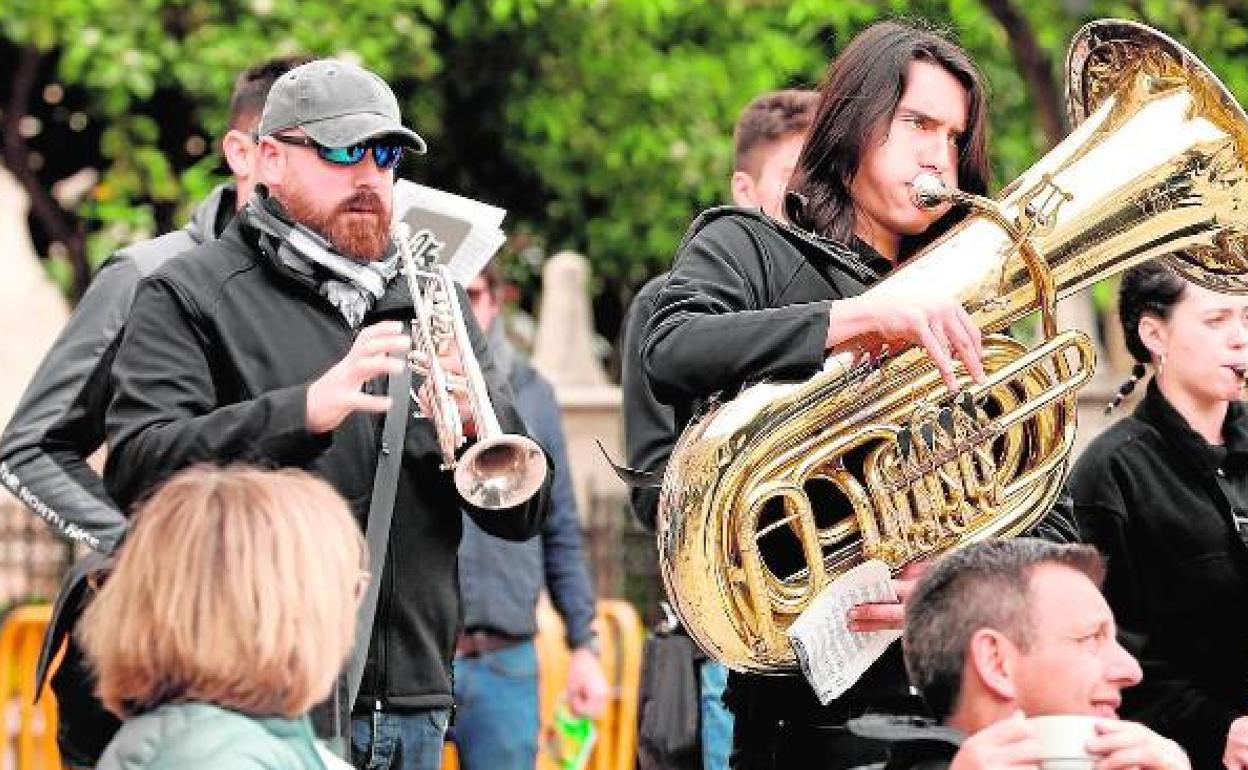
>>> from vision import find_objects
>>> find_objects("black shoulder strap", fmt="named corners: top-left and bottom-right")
top-left (330, 353), bottom-right (412, 756)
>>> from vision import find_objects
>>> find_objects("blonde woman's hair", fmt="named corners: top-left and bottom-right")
top-left (79, 465), bottom-right (366, 719)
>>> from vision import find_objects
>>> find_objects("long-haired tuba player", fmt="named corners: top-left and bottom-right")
top-left (642, 17), bottom-right (1248, 770)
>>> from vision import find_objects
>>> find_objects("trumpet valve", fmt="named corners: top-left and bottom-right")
top-left (409, 350), bottom-right (432, 375)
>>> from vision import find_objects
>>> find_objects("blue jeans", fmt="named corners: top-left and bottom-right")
top-left (351, 707), bottom-right (450, 770)
top-left (447, 640), bottom-right (540, 770)
top-left (700, 660), bottom-right (734, 770)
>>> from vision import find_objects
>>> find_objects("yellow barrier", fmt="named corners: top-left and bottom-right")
top-left (0, 604), bottom-right (60, 770)
top-left (446, 597), bottom-right (644, 770)
top-left (4, 596), bottom-right (645, 770)
top-left (536, 597), bottom-right (642, 770)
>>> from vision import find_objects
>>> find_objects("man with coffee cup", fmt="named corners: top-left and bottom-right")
top-left (852, 539), bottom-right (1188, 770)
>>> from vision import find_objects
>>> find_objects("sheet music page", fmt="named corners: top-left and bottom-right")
top-left (392, 180), bottom-right (507, 283)
top-left (786, 559), bottom-right (901, 704)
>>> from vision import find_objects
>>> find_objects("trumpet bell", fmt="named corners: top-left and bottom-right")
top-left (455, 434), bottom-right (548, 510)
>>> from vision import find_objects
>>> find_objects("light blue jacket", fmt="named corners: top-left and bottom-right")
top-left (95, 702), bottom-right (329, 770)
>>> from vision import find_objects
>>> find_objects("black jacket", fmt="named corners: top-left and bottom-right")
top-left (1069, 380), bottom-right (1248, 770)
top-left (620, 273), bottom-right (673, 530)
top-left (0, 185), bottom-right (235, 553)
top-left (643, 207), bottom-right (886, 422)
top-left (641, 207), bottom-right (1079, 768)
top-left (104, 215), bottom-right (550, 712)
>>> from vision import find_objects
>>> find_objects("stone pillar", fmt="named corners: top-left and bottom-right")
top-left (531, 251), bottom-right (622, 521)
top-left (0, 165), bottom-right (73, 603)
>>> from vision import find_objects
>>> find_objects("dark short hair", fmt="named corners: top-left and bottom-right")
top-left (903, 538), bottom-right (1105, 721)
top-left (732, 89), bottom-right (818, 176)
top-left (1118, 259), bottom-right (1187, 364)
top-left (228, 55), bottom-right (315, 131)
top-left (789, 20), bottom-right (990, 255)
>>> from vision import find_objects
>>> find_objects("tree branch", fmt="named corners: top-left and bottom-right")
top-left (979, 0), bottom-right (1065, 148)
top-left (2, 44), bottom-right (89, 298)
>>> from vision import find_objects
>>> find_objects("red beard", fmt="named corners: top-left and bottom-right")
top-left (281, 188), bottom-right (392, 262)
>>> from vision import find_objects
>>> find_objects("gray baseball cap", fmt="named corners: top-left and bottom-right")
top-left (258, 59), bottom-right (427, 153)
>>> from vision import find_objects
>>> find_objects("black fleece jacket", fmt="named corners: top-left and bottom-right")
top-left (105, 215), bottom-right (550, 712)
top-left (1070, 381), bottom-right (1248, 770)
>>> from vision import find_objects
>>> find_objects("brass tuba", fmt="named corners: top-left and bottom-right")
top-left (657, 19), bottom-right (1248, 673)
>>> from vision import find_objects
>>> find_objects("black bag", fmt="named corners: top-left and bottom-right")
top-left (39, 551), bottom-right (121, 767)
top-left (636, 627), bottom-right (702, 770)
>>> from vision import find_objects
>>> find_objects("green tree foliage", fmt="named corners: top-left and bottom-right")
top-left (2, 0), bottom-right (1247, 310)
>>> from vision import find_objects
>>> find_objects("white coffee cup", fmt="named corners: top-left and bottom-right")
top-left (1029, 715), bottom-right (1101, 770)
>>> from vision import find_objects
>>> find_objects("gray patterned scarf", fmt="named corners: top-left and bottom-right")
top-left (242, 190), bottom-right (400, 327)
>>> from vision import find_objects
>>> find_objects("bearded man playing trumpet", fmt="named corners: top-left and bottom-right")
top-left (101, 59), bottom-right (550, 770)
top-left (641, 20), bottom-right (1082, 770)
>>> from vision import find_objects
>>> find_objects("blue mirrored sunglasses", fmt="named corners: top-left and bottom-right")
top-left (271, 134), bottom-right (405, 170)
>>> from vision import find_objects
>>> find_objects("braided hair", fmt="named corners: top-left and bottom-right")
top-left (1105, 260), bottom-right (1187, 413)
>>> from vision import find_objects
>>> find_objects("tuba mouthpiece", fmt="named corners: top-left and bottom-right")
top-left (911, 173), bottom-right (950, 209)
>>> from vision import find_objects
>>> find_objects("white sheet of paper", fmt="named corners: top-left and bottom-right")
top-left (786, 559), bottom-right (901, 704)
top-left (392, 180), bottom-right (507, 285)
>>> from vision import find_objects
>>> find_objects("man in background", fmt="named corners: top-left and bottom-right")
top-left (450, 262), bottom-right (610, 770)
top-left (619, 88), bottom-right (817, 770)
top-left (876, 537), bottom-right (1188, 770)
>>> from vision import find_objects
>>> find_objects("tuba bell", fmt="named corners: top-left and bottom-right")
top-left (657, 19), bottom-right (1248, 674)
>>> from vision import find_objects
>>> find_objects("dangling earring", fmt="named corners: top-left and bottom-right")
top-left (1157, 352), bottom-right (1167, 379)
top-left (1105, 362), bottom-right (1147, 414)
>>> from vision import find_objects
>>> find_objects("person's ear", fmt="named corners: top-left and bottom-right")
top-left (966, 628), bottom-right (1018, 702)
top-left (730, 170), bottom-right (759, 209)
top-left (252, 135), bottom-right (286, 190)
top-left (1138, 314), bottom-right (1168, 362)
top-left (222, 129), bottom-right (255, 179)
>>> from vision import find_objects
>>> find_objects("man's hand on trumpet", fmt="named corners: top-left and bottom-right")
top-left (306, 321), bottom-right (411, 435)
top-left (413, 338), bottom-right (478, 441)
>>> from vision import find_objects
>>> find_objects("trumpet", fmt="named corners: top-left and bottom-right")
top-left (396, 223), bottom-right (547, 510)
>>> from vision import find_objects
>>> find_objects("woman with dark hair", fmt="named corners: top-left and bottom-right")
top-left (1069, 260), bottom-right (1248, 770)
top-left (642, 19), bottom-right (1077, 770)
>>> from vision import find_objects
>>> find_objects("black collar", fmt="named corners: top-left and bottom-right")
top-left (768, 213), bottom-right (891, 286)
top-left (847, 235), bottom-right (895, 277)
top-left (779, 190), bottom-right (896, 280)
top-left (1133, 379), bottom-right (1248, 473)
top-left (682, 205), bottom-right (889, 284)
